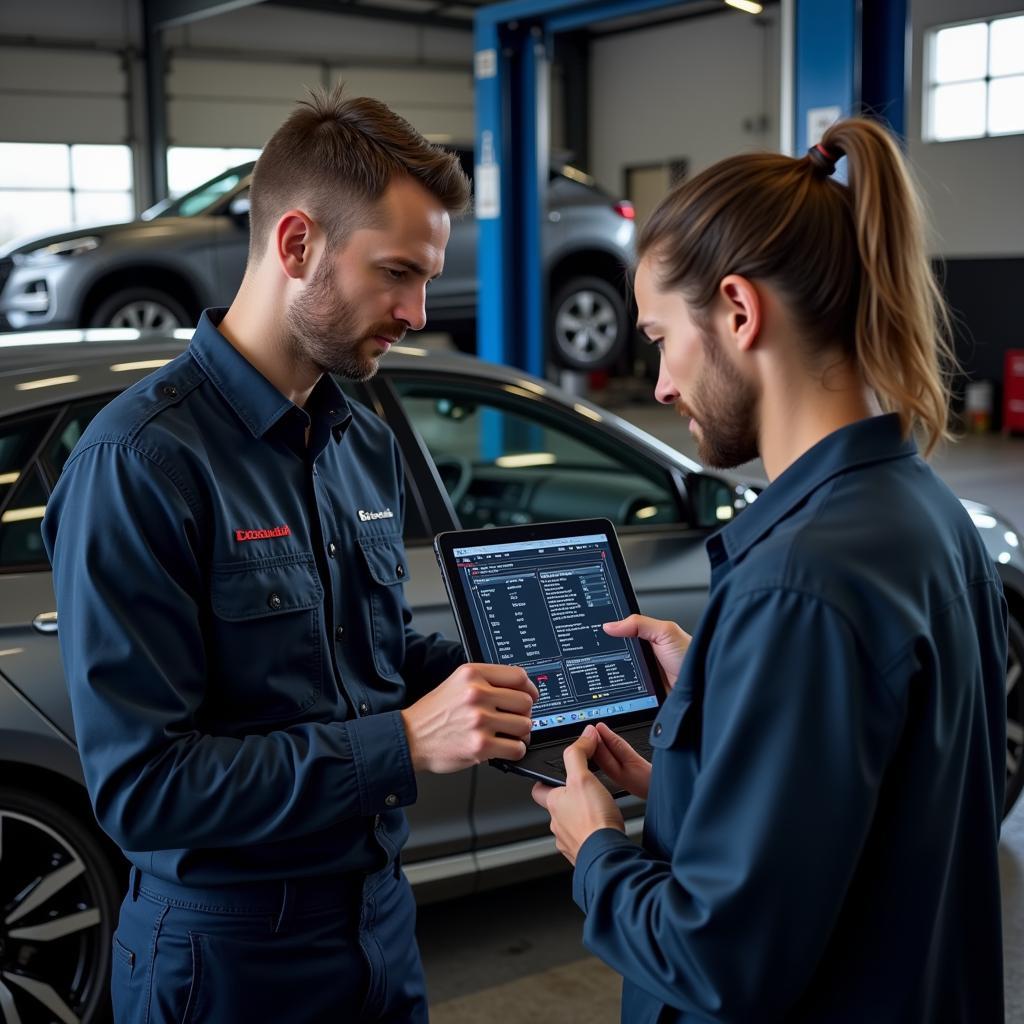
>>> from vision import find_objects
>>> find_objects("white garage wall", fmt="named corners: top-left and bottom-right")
top-left (588, 9), bottom-right (781, 198)
top-left (0, 0), bottom-right (472, 206)
top-left (909, 0), bottom-right (1024, 257)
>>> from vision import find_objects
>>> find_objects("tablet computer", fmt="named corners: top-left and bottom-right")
top-left (434, 518), bottom-right (666, 788)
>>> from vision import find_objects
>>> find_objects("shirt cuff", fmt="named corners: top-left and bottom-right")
top-left (346, 710), bottom-right (418, 815)
top-left (573, 827), bottom-right (634, 913)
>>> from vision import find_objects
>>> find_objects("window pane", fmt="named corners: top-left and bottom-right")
top-left (930, 81), bottom-right (987, 140)
top-left (0, 412), bottom-right (54, 507)
top-left (0, 190), bottom-right (74, 246)
top-left (73, 191), bottom-right (134, 226)
top-left (392, 379), bottom-right (682, 529)
top-left (990, 15), bottom-right (1024, 76)
top-left (0, 143), bottom-right (70, 189)
top-left (0, 466), bottom-right (50, 569)
top-left (933, 22), bottom-right (988, 83)
top-left (989, 75), bottom-right (1024, 134)
top-left (71, 144), bottom-right (133, 191)
top-left (167, 147), bottom-right (260, 198)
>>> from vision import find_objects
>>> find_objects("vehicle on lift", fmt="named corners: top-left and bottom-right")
top-left (0, 152), bottom-right (637, 372)
top-left (1, 330), bottom-right (1021, 1023)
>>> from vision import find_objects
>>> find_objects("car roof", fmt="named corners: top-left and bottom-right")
top-left (0, 327), bottom-right (702, 473)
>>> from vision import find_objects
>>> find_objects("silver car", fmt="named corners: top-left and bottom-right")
top-left (1, 330), bottom-right (1022, 1023)
top-left (0, 154), bottom-right (637, 371)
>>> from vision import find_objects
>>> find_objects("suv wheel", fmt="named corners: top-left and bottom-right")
top-left (0, 787), bottom-right (122, 1023)
top-left (1006, 614), bottom-right (1024, 815)
top-left (551, 276), bottom-right (630, 371)
top-left (90, 288), bottom-right (190, 331)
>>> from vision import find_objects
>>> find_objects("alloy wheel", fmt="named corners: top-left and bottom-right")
top-left (554, 289), bottom-right (619, 365)
top-left (0, 809), bottom-right (110, 1024)
top-left (109, 300), bottom-right (182, 331)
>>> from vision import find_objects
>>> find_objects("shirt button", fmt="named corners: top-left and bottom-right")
top-left (395, 564), bottom-right (405, 578)
top-left (328, 542), bottom-right (337, 558)
top-left (384, 794), bottom-right (398, 808)
top-left (359, 702), bottom-right (369, 715)
top-left (162, 384), bottom-right (178, 398)
top-left (335, 625), bottom-right (345, 640)
top-left (267, 592), bottom-right (282, 610)
top-left (653, 723), bottom-right (663, 737)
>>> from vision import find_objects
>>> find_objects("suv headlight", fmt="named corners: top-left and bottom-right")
top-left (19, 236), bottom-right (101, 264)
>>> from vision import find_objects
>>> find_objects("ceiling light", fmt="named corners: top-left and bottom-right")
top-left (15, 374), bottom-right (80, 391)
top-left (725, 0), bottom-right (764, 13)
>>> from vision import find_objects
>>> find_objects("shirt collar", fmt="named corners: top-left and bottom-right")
top-left (708, 413), bottom-right (917, 567)
top-left (188, 308), bottom-right (353, 441)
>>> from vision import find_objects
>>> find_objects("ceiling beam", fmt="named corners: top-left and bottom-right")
top-left (144, 0), bottom-right (267, 31)
top-left (266, 0), bottom-right (474, 31)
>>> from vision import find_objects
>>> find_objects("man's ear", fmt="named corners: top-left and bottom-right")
top-left (718, 274), bottom-right (761, 353)
top-left (275, 210), bottom-right (318, 281)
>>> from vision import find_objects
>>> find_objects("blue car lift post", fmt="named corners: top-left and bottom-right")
top-left (471, 0), bottom-right (908, 380)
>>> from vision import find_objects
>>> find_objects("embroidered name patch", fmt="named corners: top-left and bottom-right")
top-left (234, 525), bottom-right (291, 542)
top-left (358, 508), bottom-right (394, 522)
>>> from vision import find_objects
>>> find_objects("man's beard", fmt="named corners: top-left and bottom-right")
top-left (680, 325), bottom-right (759, 470)
top-left (284, 254), bottom-right (406, 382)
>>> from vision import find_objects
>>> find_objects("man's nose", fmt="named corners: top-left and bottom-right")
top-left (654, 357), bottom-right (678, 405)
top-left (395, 285), bottom-right (428, 332)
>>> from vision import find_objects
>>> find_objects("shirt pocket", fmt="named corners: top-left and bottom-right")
top-left (357, 532), bottom-right (410, 678)
top-left (649, 687), bottom-right (697, 751)
top-left (208, 554), bottom-right (324, 724)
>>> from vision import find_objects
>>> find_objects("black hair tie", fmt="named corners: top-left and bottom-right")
top-left (808, 142), bottom-right (838, 176)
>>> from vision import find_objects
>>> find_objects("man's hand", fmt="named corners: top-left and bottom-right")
top-left (401, 663), bottom-right (538, 774)
top-left (603, 614), bottom-right (691, 691)
top-left (531, 725), bottom-right (625, 866)
top-left (591, 721), bottom-right (652, 800)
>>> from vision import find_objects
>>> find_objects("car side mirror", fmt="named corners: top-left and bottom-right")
top-left (686, 471), bottom-right (747, 530)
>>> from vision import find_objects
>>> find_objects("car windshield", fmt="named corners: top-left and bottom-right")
top-left (144, 164), bottom-right (254, 219)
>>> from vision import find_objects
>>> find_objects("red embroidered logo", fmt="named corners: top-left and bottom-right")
top-left (234, 525), bottom-right (291, 542)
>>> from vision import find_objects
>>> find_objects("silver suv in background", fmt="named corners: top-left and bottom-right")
top-left (0, 153), bottom-right (637, 371)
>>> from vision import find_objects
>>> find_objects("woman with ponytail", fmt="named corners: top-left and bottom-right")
top-left (533, 118), bottom-right (1008, 1022)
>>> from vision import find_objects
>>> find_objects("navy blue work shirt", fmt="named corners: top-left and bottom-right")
top-left (573, 415), bottom-right (1007, 1023)
top-left (42, 309), bottom-right (463, 885)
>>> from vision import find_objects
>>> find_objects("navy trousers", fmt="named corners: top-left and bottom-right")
top-left (111, 864), bottom-right (428, 1023)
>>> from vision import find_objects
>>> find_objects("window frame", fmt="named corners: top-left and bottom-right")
top-left (372, 368), bottom-right (694, 536)
top-left (924, 12), bottom-right (1024, 142)
top-left (0, 143), bottom-right (135, 244)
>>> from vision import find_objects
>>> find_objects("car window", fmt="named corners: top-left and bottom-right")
top-left (0, 465), bottom-right (49, 568)
top-left (42, 397), bottom-right (110, 482)
top-left (158, 166), bottom-right (252, 218)
top-left (390, 377), bottom-right (683, 530)
top-left (0, 411), bottom-right (54, 509)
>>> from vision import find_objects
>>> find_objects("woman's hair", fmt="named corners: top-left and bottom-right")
top-left (637, 117), bottom-right (955, 455)
top-left (249, 83), bottom-right (470, 263)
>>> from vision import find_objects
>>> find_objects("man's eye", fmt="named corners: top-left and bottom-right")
top-left (384, 268), bottom-right (405, 281)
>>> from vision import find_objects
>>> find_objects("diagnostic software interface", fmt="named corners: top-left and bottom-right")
top-left (451, 533), bottom-right (659, 733)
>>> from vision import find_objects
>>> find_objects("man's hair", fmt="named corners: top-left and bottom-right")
top-left (248, 84), bottom-right (471, 262)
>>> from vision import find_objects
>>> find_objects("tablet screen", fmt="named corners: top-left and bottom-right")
top-left (448, 530), bottom-right (660, 734)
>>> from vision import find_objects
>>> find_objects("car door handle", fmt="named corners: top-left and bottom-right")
top-left (32, 611), bottom-right (58, 635)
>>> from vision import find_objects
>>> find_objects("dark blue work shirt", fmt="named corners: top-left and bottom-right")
top-left (573, 415), bottom-right (1007, 1023)
top-left (42, 309), bottom-right (462, 886)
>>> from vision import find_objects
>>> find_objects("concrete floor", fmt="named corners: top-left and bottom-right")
top-left (415, 364), bottom-right (1024, 1023)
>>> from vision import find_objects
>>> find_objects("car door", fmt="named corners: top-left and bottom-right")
top-left (0, 397), bottom-right (110, 742)
top-left (377, 370), bottom-right (712, 849)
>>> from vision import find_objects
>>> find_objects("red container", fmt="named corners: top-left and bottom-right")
top-left (1004, 349), bottom-right (1024, 434)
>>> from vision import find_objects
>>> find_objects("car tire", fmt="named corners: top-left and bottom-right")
top-left (550, 275), bottom-right (631, 371)
top-left (1005, 614), bottom-right (1024, 816)
top-left (0, 786), bottom-right (123, 1023)
top-left (90, 288), bottom-right (190, 331)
